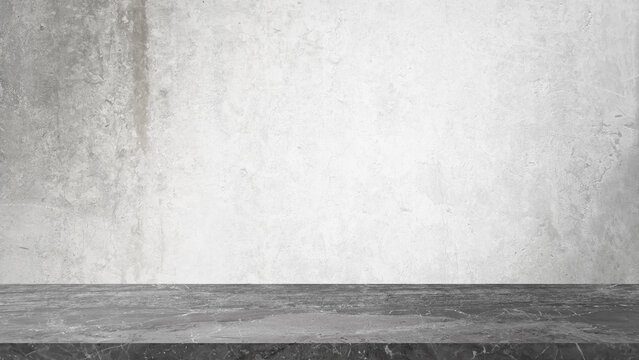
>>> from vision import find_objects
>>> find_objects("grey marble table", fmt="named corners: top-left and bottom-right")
top-left (2, 343), bottom-right (639, 360)
top-left (0, 285), bottom-right (638, 343)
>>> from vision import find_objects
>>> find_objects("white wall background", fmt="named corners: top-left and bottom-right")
top-left (1, 0), bottom-right (638, 283)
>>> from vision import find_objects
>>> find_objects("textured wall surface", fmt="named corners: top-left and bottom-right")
top-left (1, 0), bottom-right (638, 283)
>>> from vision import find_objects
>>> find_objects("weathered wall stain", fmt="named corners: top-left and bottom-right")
top-left (128, 0), bottom-right (149, 151)
top-left (0, 0), bottom-right (152, 282)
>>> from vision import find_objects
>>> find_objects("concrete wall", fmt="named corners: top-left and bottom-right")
top-left (1, 0), bottom-right (638, 283)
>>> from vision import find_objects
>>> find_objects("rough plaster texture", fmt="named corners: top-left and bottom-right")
top-left (1, 0), bottom-right (638, 283)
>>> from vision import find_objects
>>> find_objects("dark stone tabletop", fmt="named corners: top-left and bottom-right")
top-left (1, 285), bottom-right (638, 359)
top-left (1, 285), bottom-right (638, 343)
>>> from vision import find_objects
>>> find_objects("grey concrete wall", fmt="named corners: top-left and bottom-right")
top-left (1, 0), bottom-right (638, 283)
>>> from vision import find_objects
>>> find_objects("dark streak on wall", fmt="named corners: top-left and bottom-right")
top-left (128, 0), bottom-right (149, 151)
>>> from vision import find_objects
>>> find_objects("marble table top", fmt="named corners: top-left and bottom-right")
top-left (0, 285), bottom-right (637, 343)
top-left (2, 343), bottom-right (638, 360)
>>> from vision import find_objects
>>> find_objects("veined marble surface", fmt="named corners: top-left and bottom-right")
top-left (1, 343), bottom-right (638, 360)
top-left (0, 285), bottom-right (637, 343)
